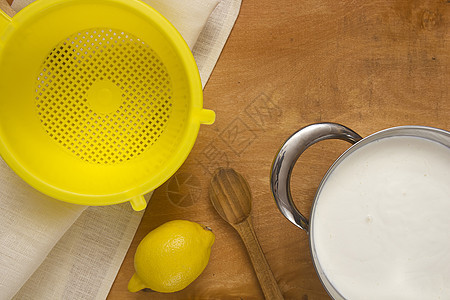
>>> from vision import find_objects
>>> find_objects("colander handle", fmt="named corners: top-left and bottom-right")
top-left (198, 109), bottom-right (215, 125)
top-left (130, 195), bottom-right (147, 211)
top-left (0, 0), bottom-right (15, 18)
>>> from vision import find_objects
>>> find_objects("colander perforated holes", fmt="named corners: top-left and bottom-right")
top-left (35, 28), bottom-right (173, 164)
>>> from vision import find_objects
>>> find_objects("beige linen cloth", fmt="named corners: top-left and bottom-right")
top-left (0, 0), bottom-right (241, 299)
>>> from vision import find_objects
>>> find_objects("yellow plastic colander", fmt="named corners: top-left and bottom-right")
top-left (0, 0), bottom-right (215, 211)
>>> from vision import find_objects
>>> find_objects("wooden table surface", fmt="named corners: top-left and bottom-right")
top-left (108, 0), bottom-right (449, 299)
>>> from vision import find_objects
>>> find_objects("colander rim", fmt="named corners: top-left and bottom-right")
top-left (0, 0), bottom-right (205, 208)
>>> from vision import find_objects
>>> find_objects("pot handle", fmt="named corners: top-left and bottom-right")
top-left (270, 123), bottom-right (362, 231)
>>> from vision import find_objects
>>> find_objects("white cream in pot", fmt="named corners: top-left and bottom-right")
top-left (312, 136), bottom-right (450, 299)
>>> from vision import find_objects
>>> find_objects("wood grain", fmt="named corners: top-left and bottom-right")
top-left (108, 0), bottom-right (449, 299)
top-left (233, 218), bottom-right (284, 300)
top-left (209, 168), bottom-right (284, 300)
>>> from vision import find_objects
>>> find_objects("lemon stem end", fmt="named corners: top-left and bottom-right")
top-left (128, 273), bottom-right (147, 292)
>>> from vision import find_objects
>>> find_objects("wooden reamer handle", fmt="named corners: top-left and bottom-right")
top-left (234, 218), bottom-right (284, 300)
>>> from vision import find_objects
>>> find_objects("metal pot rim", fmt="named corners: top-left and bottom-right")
top-left (270, 123), bottom-right (450, 299)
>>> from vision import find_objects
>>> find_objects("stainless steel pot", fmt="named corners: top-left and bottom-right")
top-left (270, 123), bottom-right (450, 299)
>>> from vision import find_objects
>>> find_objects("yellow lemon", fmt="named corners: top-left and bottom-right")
top-left (128, 220), bottom-right (215, 293)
